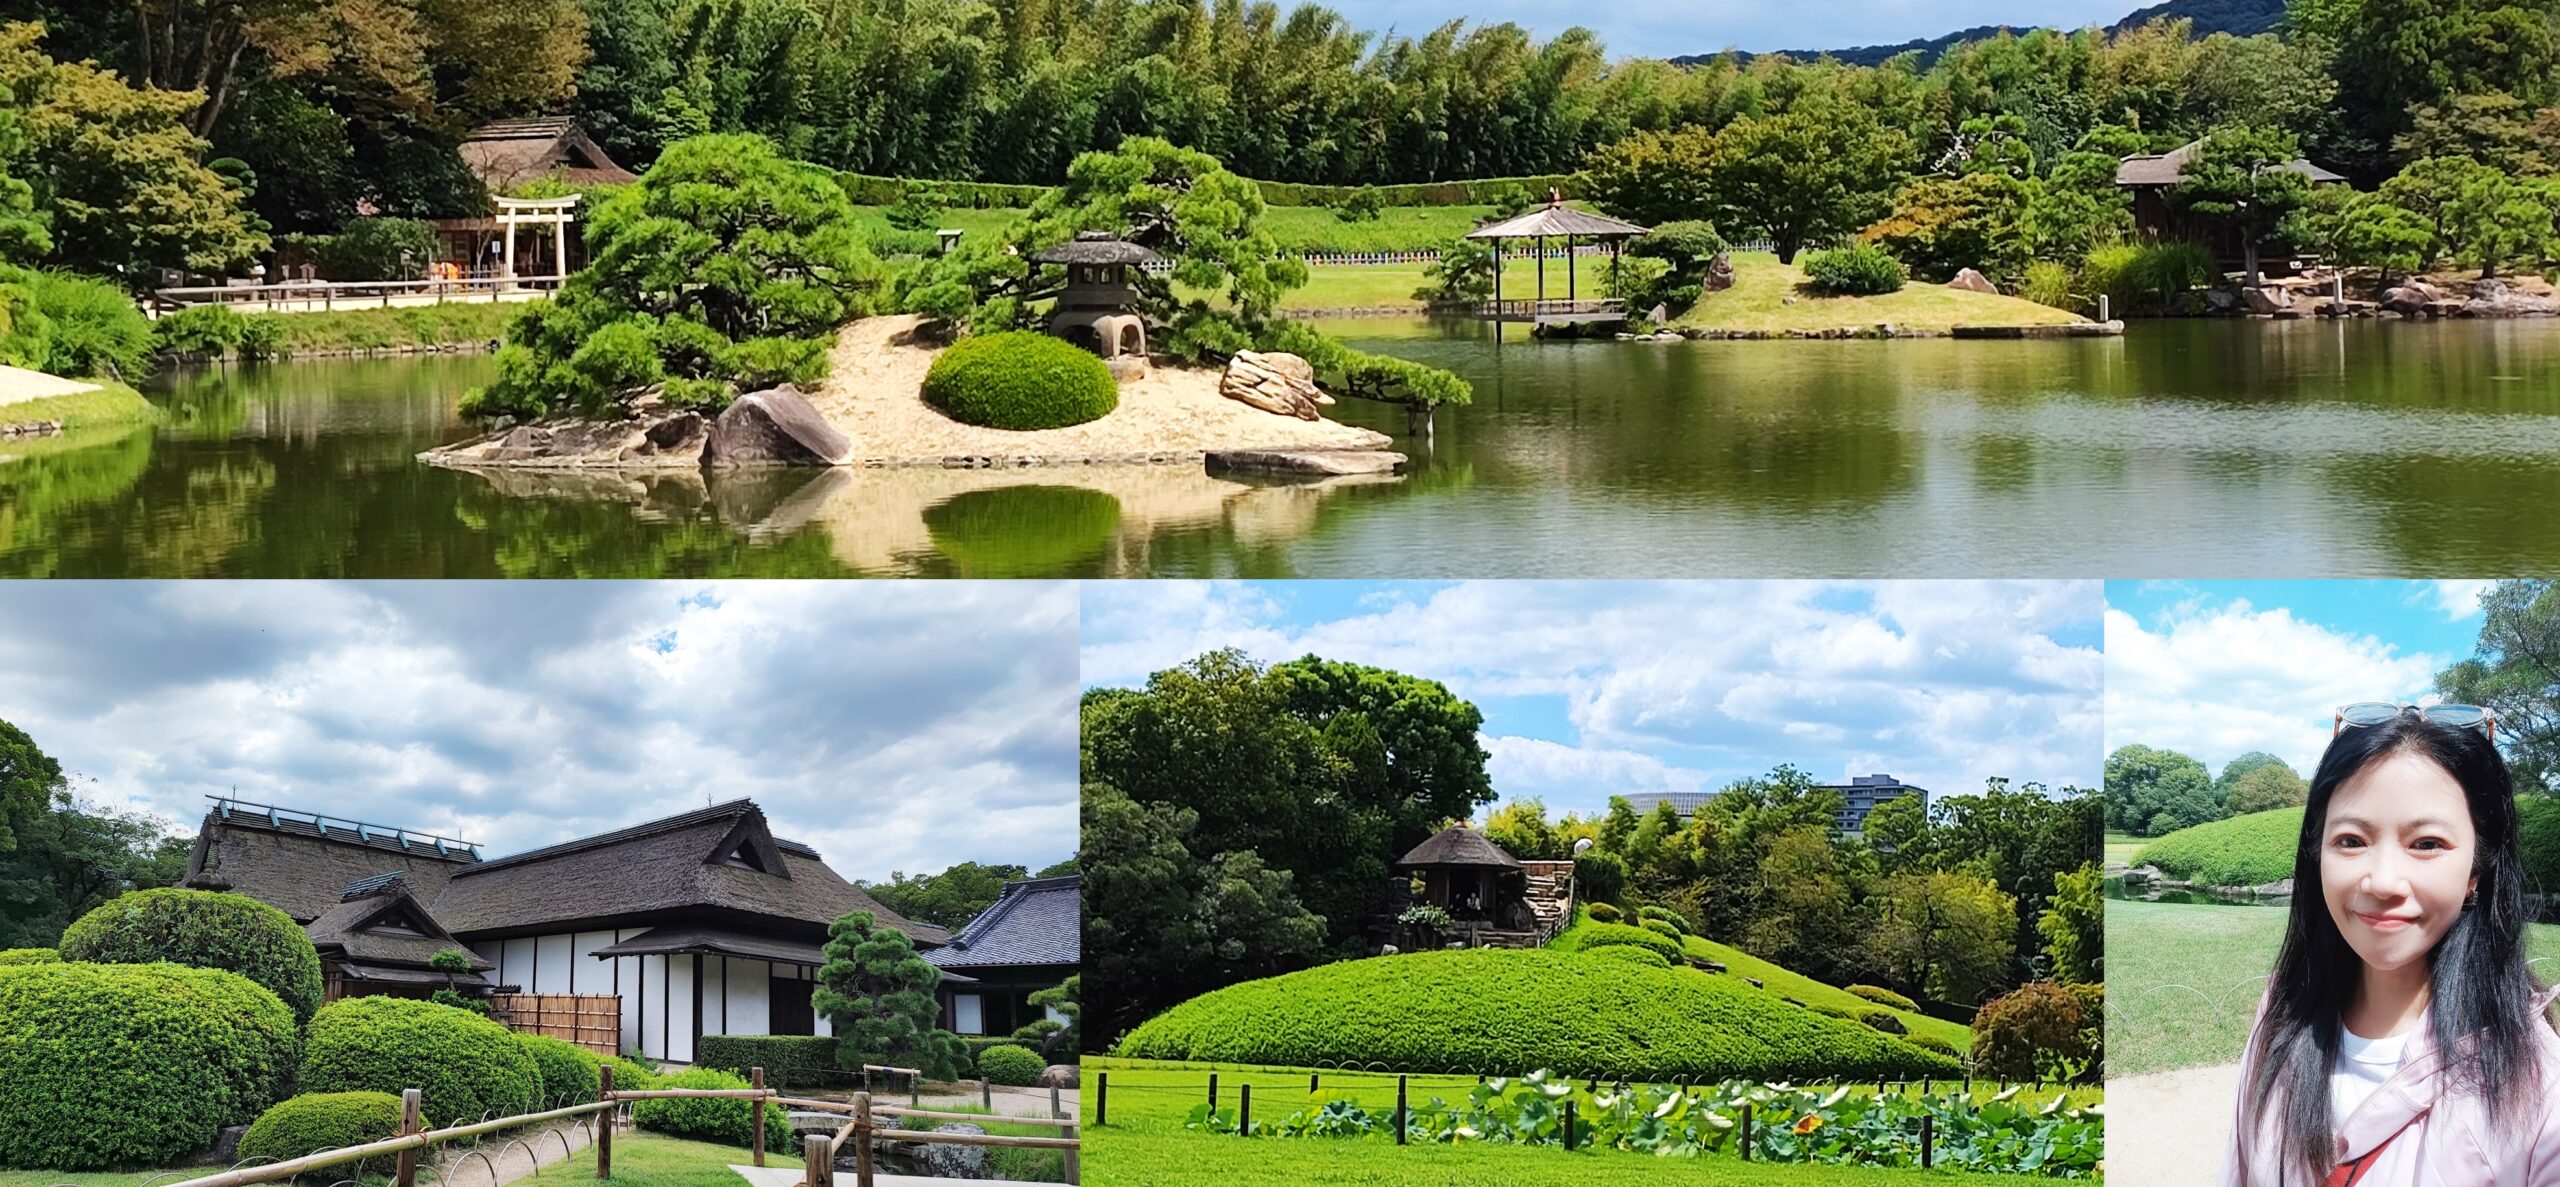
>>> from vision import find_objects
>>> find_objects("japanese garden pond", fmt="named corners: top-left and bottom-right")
top-left (10, 317), bottom-right (2560, 577)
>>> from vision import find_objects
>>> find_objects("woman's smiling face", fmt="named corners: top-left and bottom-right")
top-left (2321, 748), bottom-right (2479, 974)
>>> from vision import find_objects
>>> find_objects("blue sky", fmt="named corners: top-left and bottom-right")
top-left (1325, 0), bottom-right (2136, 59)
top-left (2104, 580), bottom-right (2496, 778)
top-left (0, 582), bottom-right (1080, 882)
top-left (1081, 580), bottom-right (2103, 820)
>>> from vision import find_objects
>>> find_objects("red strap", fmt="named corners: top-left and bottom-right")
top-left (2323, 1130), bottom-right (2397, 1187)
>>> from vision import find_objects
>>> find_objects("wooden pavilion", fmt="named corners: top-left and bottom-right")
top-left (1395, 821), bottom-right (1524, 923)
top-left (1464, 194), bottom-right (1650, 332)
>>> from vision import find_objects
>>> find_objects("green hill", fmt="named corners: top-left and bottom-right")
top-left (1673, 935), bottom-right (1974, 1051)
top-left (1112, 949), bottom-right (1961, 1081)
top-left (2131, 806), bottom-right (2303, 887)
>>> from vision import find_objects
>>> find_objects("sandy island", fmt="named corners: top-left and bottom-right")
top-left (423, 314), bottom-right (1396, 471)
top-left (0, 365), bottom-right (98, 408)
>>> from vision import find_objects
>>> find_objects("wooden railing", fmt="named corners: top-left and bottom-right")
top-left (151, 275), bottom-right (563, 312)
top-left (133, 1063), bottom-right (1078, 1187)
top-left (1480, 297), bottom-right (1625, 319)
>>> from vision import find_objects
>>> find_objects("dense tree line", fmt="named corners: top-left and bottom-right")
top-left (0, 719), bottom-right (189, 949)
top-left (855, 856), bottom-right (1079, 930)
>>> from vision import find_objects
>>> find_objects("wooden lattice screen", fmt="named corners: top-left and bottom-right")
top-left (490, 993), bottom-right (620, 1056)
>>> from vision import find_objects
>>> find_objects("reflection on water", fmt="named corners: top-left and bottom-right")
top-left (9, 317), bottom-right (2560, 577)
top-left (2102, 876), bottom-right (2283, 907)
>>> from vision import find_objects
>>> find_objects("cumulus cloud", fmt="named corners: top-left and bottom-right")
top-left (2423, 580), bottom-right (2497, 622)
top-left (2104, 599), bottom-right (2444, 776)
top-left (0, 582), bottom-right (1079, 882)
top-left (1083, 581), bottom-right (2102, 814)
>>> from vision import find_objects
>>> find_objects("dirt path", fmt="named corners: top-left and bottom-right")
top-left (429, 1116), bottom-right (597, 1187)
top-left (2108, 1061), bottom-right (2237, 1184)
top-left (0, 364), bottom-right (96, 407)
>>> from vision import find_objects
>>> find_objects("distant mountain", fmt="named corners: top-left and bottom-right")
top-left (1675, 0), bottom-right (2285, 68)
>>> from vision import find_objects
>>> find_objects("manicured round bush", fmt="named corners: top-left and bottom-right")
top-left (1848, 985), bottom-right (1919, 1013)
top-left (977, 1044), bottom-right (1044, 1087)
top-left (631, 1068), bottom-right (791, 1147)
top-left (519, 1033), bottom-right (605, 1107)
top-left (1803, 243), bottom-right (1908, 295)
top-left (1584, 902), bottom-right (1622, 924)
top-left (1114, 950), bottom-right (1961, 1081)
top-left (1635, 906), bottom-right (1688, 936)
top-left (237, 1092), bottom-right (404, 1168)
top-left (0, 962), bottom-right (298, 1170)
top-left (1556, 920), bottom-right (1682, 964)
top-left (921, 485), bottom-right (1123, 578)
top-left (1583, 944), bottom-right (1672, 969)
top-left (1971, 982), bottom-right (2094, 1082)
top-left (608, 1055), bottom-right (662, 1091)
top-left (59, 888), bottom-right (325, 1024)
top-left (301, 996), bottom-right (541, 1127)
top-left (921, 330), bottom-right (1118, 431)
top-left (1640, 918), bottom-right (1682, 940)
top-left (0, 948), bottom-right (55, 966)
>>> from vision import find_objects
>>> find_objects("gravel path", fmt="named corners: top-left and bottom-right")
top-left (0, 364), bottom-right (97, 407)
top-left (2108, 1061), bottom-right (2236, 1185)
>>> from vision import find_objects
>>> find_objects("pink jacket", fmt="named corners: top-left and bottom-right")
top-left (2220, 987), bottom-right (2560, 1187)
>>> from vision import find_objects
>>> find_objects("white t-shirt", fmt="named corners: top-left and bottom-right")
top-left (2332, 1022), bottom-right (2412, 1123)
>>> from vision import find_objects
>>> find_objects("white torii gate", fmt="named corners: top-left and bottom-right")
top-left (493, 194), bottom-right (583, 286)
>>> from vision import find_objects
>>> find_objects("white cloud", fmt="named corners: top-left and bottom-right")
top-left (0, 582), bottom-right (1079, 882)
top-left (2424, 580), bottom-right (2497, 622)
top-left (2104, 600), bottom-right (2444, 776)
top-left (1083, 580), bottom-right (2103, 804)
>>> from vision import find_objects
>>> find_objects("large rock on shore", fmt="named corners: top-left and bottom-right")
top-left (1220, 351), bottom-right (1336, 420)
top-left (704, 384), bottom-right (855, 466)
top-left (2466, 277), bottom-right (2560, 317)
top-left (1946, 268), bottom-right (1998, 294)
top-left (423, 405), bottom-right (707, 468)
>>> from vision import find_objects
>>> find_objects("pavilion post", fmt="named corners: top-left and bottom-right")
top-left (552, 213), bottom-right (570, 282)
top-left (500, 211), bottom-right (518, 285)
top-left (1490, 238), bottom-right (1503, 343)
top-left (1568, 234), bottom-right (1577, 303)
top-left (1536, 235), bottom-right (1546, 310)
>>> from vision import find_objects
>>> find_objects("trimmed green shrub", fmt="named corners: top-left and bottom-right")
top-left (977, 1044), bottom-right (1044, 1087)
top-left (921, 331), bottom-right (1118, 431)
top-left (2518, 795), bottom-right (2560, 894)
top-left (1904, 1033), bottom-right (1962, 1059)
top-left (1116, 950), bottom-right (1959, 1080)
top-left (1802, 244), bottom-right (1908, 295)
top-left (1636, 906), bottom-right (1688, 935)
top-left (1848, 985), bottom-right (1919, 1012)
top-left (1584, 902), bottom-right (1622, 923)
top-left (1859, 1010), bottom-right (1908, 1035)
top-left (2131, 807), bottom-right (2304, 888)
top-left (609, 1055), bottom-right (662, 1091)
top-left (0, 948), bottom-right (54, 966)
top-left (1330, 185), bottom-right (1386, 222)
top-left (631, 1068), bottom-right (791, 1147)
top-left (237, 1092), bottom-right (404, 1168)
top-left (1583, 944), bottom-right (1672, 969)
top-left (1640, 918), bottom-right (1681, 940)
top-left (301, 996), bottom-right (541, 1127)
top-left (59, 887), bottom-right (325, 1024)
top-left (1554, 920), bottom-right (1682, 963)
top-left (696, 1034), bottom-right (842, 1088)
top-left (519, 1033), bottom-right (605, 1108)
top-left (0, 962), bottom-right (298, 1170)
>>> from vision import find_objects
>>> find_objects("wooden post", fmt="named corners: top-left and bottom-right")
top-left (909, 1073), bottom-right (920, 1110)
top-left (1310, 1073), bottom-right (1319, 1094)
top-left (1062, 1113), bottom-right (1079, 1184)
top-left (597, 1065), bottom-right (614, 1180)
top-left (1922, 1113), bottom-right (1935, 1168)
top-left (1239, 1084), bottom-right (1251, 1137)
top-left (1742, 1102), bottom-right (1753, 1160)
top-left (1208, 1073), bottom-right (1218, 1111)
top-left (1049, 1084), bottom-right (1061, 1118)
top-left (1492, 239), bottom-right (1504, 341)
top-left (393, 1089), bottom-right (423, 1187)
top-left (1563, 1099), bottom-right (1576, 1151)
top-left (982, 1075), bottom-right (992, 1109)
top-left (1394, 1076), bottom-right (1407, 1146)
top-left (853, 1092), bottom-right (875, 1185)
top-left (751, 1067), bottom-right (766, 1167)
top-left (802, 1134), bottom-right (830, 1187)
top-left (1568, 233), bottom-right (1577, 303)
top-left (1097, 1073), bottom-right (1107, 1127)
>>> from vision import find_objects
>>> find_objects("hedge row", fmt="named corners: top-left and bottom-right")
top-left (0, 949), bottom-right (54, 965)
top-left (300, 996), bottom-right (542, 1127)
top-left (632, 1067), bottom-right (792, 1147)
top-left (696, 1034), bottom-right (842, 1088)
top-left (834, 172), bottom-right (1574, 210)
top-left (1111, 949), bottom-right (1963, 1081)
top-left (1552, 919), bottom-right (1683, 964)
top-left (518, 1033), bottom-right (605, 1108)
top-left (0, 962), bottom-right (300, 1170)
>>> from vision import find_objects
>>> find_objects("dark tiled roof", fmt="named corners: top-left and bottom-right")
top-left (429, 800), bottom-right (946, 945)
top-left (337, 963), bottom-right (490, 988)
top-left (1396, 825), bottom-right (1523, 869)
top-left (1468, 203), bottom-right (1650, 240)
top-left (923, 875), bottom-right (1079, 970)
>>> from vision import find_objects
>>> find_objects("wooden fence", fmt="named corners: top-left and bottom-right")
top-left (135, 1065), bottom-right (1078, 1187)
top-left (490, 993), bottom-right (620, 1056)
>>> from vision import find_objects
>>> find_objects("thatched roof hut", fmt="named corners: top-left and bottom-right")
top-left (1397, 822), bottom-right (1526, 870)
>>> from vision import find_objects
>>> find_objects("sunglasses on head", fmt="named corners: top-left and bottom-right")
top-left (2333, 701), bottom-right (2498, 742)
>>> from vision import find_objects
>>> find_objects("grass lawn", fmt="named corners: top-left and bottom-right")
top-left (1675, 253), bottom-right (2083, 334)
top-left (0, 1168), bottom-right (203, 1186)
top-left (251, 302), bottom-right (519, 354)
top-left (1261, 204), bottom-right (1507, 254)
top-left (0, 380), bottom-right (161, 431)
top-left (526, 1132), bottom-right (796, 1186)
top-left (1278, 258), bottom-right (1603, 310)
top-left (847, 204), bottom-right (1031, 244)
top-left (2108, 898), bottom-right (2560, 1076)
top-left (2103, 832), bottom-right (2147, 868)
top-left (1084, 1060), bottom-right (2092, 1186)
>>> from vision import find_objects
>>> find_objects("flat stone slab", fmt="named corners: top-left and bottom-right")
top-left (1206, 449), bottom-right (1405, 477)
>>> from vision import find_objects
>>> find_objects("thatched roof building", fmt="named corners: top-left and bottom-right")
top-left (458, 117), bottom-right (638, 194)
top-left (1396, 822), bottom-right (1525, 870)
top-left (302, 874), bottom-right (494, 997)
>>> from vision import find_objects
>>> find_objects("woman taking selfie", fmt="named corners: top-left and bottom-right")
top-left (2222, 703), bottom-right (2560, 1186)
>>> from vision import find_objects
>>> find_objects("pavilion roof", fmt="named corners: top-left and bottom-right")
top-left (1467, 202), bottom-right (1649, 241)
top-left (1396, 823), bottom-right (1525, 869)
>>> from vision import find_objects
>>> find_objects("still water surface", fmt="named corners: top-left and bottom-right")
top-left (6, 319), bottom-right (2560, 577)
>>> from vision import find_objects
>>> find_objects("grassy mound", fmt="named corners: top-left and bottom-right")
top-left (2131, 807), bottom-right (2303, 888)
top-left (1111, 949), bottom-right (1961, 1081)
top-left (1674, 253), bottom-right (2082, 334)
top-left (1673, 935), bottom-right (1971, 1050)
top-left (921, 331), bottom-right (1117, 431)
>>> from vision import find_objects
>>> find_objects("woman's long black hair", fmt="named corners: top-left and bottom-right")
top-left (2238, 713), bottom-right (2542, 1186)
